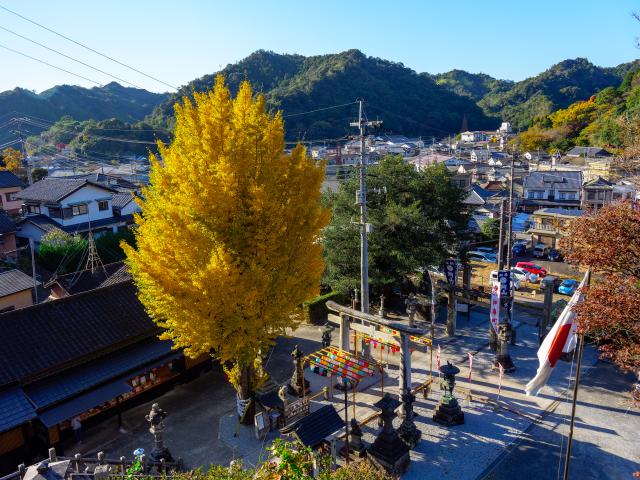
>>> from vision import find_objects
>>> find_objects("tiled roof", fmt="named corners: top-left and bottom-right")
top-left (524, 171), bottom-right (583, 190)
top-left (567, 146), bottom-right (611, 157)
top-left (112, 192), bottom-right (134, 209)
top-left (0, 171), bottom-right (23, 188)
top-left (0, 281), bottom-right (156, 387)
top-left (0, 387), bottom-right (37, 433)
top-left (534, 208), bottom-right (585, 217)
top-left (51, 262), bottom-right (129, 295)
top-left (25, 339), bottom-right (175, 409)
top-left (17, 178), bottom-right (115, 203)
top-left (0, 269), bottom-right (37, 297)
top-left (0, 210), bottom-right (15, 234)
top-left (16, 214), bottom-right (64, 235)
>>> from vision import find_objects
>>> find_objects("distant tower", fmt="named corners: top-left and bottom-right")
top-left (460, 114), bottom-right (469, 133)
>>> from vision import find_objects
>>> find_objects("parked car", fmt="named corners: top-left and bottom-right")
top-left (533, 243), bottom-right (551, 259)
top-left (558, 278), bottom-right (578, 295)
top-left (512, 243), bottom-right (527, 257)
top-left (548, 249), bottom-right (563, 262)
top-left (515, 261), bottom-right (547, 278)
top-left (468, 251), bottom-right (497, 263)
top-left (510, 267), bottom-right (528, 283)
top-left (490, 270), bottom-right (521, 290)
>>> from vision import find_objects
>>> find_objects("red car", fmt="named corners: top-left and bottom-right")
top-left (515, 261), bottom-right (547, 277)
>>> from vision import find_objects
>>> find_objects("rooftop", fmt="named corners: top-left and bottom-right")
top-left (0, 269), bottom-right (38, 298)
top-left (533, 208), bottom-right (585, 217)
top-left (524, 170), bottom-right (583, 190)
top-left (17, 178), bottom-right (116, 203)
top-left (0, 170), bottom-right (23, 189)
top-left (0, 210), bottom-right (16, 234)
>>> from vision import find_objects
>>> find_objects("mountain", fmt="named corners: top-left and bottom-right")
top-left (148, 49), bottom-right (496, 138)
top-left (430, 70), bottom-right (513, 102)
top-left (476, 58), bottom-right (629, 130)
top-left (0, 82), bottom-right (168, 124)
top-left (515, 64), bottom-right (640, 153)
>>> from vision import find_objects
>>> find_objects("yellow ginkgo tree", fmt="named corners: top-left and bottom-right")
top-left (124, 76), bottom-right (329, 421)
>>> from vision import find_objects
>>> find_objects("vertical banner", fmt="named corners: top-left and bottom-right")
top-left (498, 269), bottom-right (513, 319)
top-left (468, 352), bottom-right (473, 381)
top-left (436, 345), bottom-right (441, 372)
top-left (490, 281), bottom-right (501, 333)
top-left (498, 362), bottom-right (505, 397)
top-left (428, 269), bottom-right (437, 325)
top-left (445, 258), bottom-right (457, 287)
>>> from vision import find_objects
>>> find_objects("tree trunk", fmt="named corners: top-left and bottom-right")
top-left (237, 362), bottom-right (255, 425)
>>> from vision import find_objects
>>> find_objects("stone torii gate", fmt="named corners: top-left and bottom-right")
top-left (326, 300), bottom-right (426, 447)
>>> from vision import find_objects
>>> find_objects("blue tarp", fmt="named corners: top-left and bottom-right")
top-left (38, 380), bottom-right (131, 428)
top-left (0, 387), bottom-right (36, 433)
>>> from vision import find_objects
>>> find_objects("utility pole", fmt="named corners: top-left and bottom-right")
top-left (29, 238), bottom-right (38, 303)
top-left (350, 99), bottom-right (382, 314)
top-left (14, 119), bottom-right (32, 185)
top-left (505, 150), bottom-right (516, 269)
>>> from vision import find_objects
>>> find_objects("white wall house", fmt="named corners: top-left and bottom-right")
top-left (461, 131), bottom-right (486, 143)
top-left (16, 178), bottom-right (136, 248)
top-left (470, 150), bottom-right (490, 162)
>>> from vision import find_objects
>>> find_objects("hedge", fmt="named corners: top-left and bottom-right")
top-left (302, 291), bottom-right (347, 325)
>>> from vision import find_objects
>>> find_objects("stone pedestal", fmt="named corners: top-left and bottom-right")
top-left (493, 323), bottom-right (516, 373)
top-left (341, 419), bottom-right (366, 459)
top-left (367, 394), bottom-right (410, 475)
top-left (432, 362), bottom-right (464, 427)
top-left (397, 391), bottom-right (421, 449)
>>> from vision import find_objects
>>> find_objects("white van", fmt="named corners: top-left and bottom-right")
top-left (489, 270), bottom-right (521, 290)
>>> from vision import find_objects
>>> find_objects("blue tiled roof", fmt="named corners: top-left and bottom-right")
top-left (536, 208), bottom-right (585, 217)
top-left (25, 339), bottom-right (179, 409)
top-left (0, 387), bottom-right (36, 433)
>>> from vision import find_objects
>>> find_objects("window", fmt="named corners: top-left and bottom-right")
top-left (25, 204), bottom-right (40, 214)
top-left (98, 200), bottom-right (109, 211)
top-left (71, 204), bottom-right (88, 216)
top-left (558, 192), bottom-right (566, 200)
top-left (587, 191), bottom-right (596, 200)
top-left (5, 192), bottom-right (18, 202)
top-left (48, 207), bottom-right (62, 219)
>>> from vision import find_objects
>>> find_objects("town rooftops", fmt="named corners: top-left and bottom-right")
top-left (112, 192), bottom-right (136, 209)
top-left (0, 269), bottom-right (37, 298)
top-left (524, 170), bottom-right (583, 190)
top-left (17, 178), bottom-right (116, 203)
top-left (533, 208), bottom-right (585, 217)
top-left (0, 171), bottom-right (23, 188)
top-left (0, 210), bottom-right (15, 234)
top-left (583, 176), bottom-right (614, 188)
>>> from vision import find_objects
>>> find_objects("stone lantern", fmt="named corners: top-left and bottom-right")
top-left (288, 345), bottom-right (310, 397)
top-left (146, 403), bottom-right (174, 462)
top-left (432, 361), bottom-right (464, 426)
top-left (405, 294), bottom-right (418, 328)
top-left (367, 393), bottom-right (410, 474)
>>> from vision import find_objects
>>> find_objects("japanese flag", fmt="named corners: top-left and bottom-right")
top-left (525, 271), bottom-right (590, 396)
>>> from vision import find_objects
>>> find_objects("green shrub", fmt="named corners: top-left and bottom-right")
top-left (302, 291), bottom-right (346, 325)
top-left (38, 230), bottom-right (87, 274)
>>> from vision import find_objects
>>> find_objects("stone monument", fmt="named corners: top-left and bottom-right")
top-left (397, 390), bottom-right (421, 448)
top-left (367, 394), bottom-right (410, 474)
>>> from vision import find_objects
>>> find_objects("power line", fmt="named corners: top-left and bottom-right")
top-left (0, 25), bottom-right (143, 89)
top-left (0, 4), bottom-right (178, 91)
top-left (0, 41), bottom-right (102, 86)
top-left (283, 101), bottom-right (357, 118)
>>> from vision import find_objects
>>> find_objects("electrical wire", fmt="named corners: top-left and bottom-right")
top-left (282, 101), bottom-right (357, 118)
top-left (0, 41), bottom-right (102, 86)
top-left (0, 25), bottom-right (143, 89)
top-left (0, 4), bottom-right (178, 91)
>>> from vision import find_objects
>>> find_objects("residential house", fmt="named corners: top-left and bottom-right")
top-left (566, 146), bottom-right (611, 158)
top-left (0, 269), bottom-right (38, 313)
top-left (528, 208), bottom-right (584, 248)
top-left (0, 171), bottom-right (24, 215)
top-left (15, 178), bottom-right (137, 248)
top-left (498, 122), bottom-right (512, 134)
top-left (460, 131), bottom-right (486, 143)
top-left (470, 149), bottom-right (490, 163)
top-left (522, 170), bottom-right (583, 212)
top-left (0, 211), bottom-right (16, 262)
top-left (447, 165), bottom-right (472, 189)
top-left (581, 177), bottom-right (613, 210)
top-left (612, 181), bottom-right (637, 202)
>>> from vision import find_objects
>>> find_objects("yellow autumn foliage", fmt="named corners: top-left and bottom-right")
top-left (1, 147), bottom-right (22, 172)
top-left (123, 76), bottom-right (329, 377)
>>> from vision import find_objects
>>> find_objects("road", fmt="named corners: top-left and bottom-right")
top-left (480, 361), bottom-right (639, 480)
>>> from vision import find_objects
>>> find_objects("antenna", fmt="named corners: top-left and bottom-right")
top-left (85, 229), bottom-right (105, 274)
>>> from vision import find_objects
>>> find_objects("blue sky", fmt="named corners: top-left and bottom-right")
top-left (0, 0), bottom-right (638, 93)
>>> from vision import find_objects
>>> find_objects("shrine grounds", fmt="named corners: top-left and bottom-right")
top-left (64, 306), bottom-right (640, 479)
